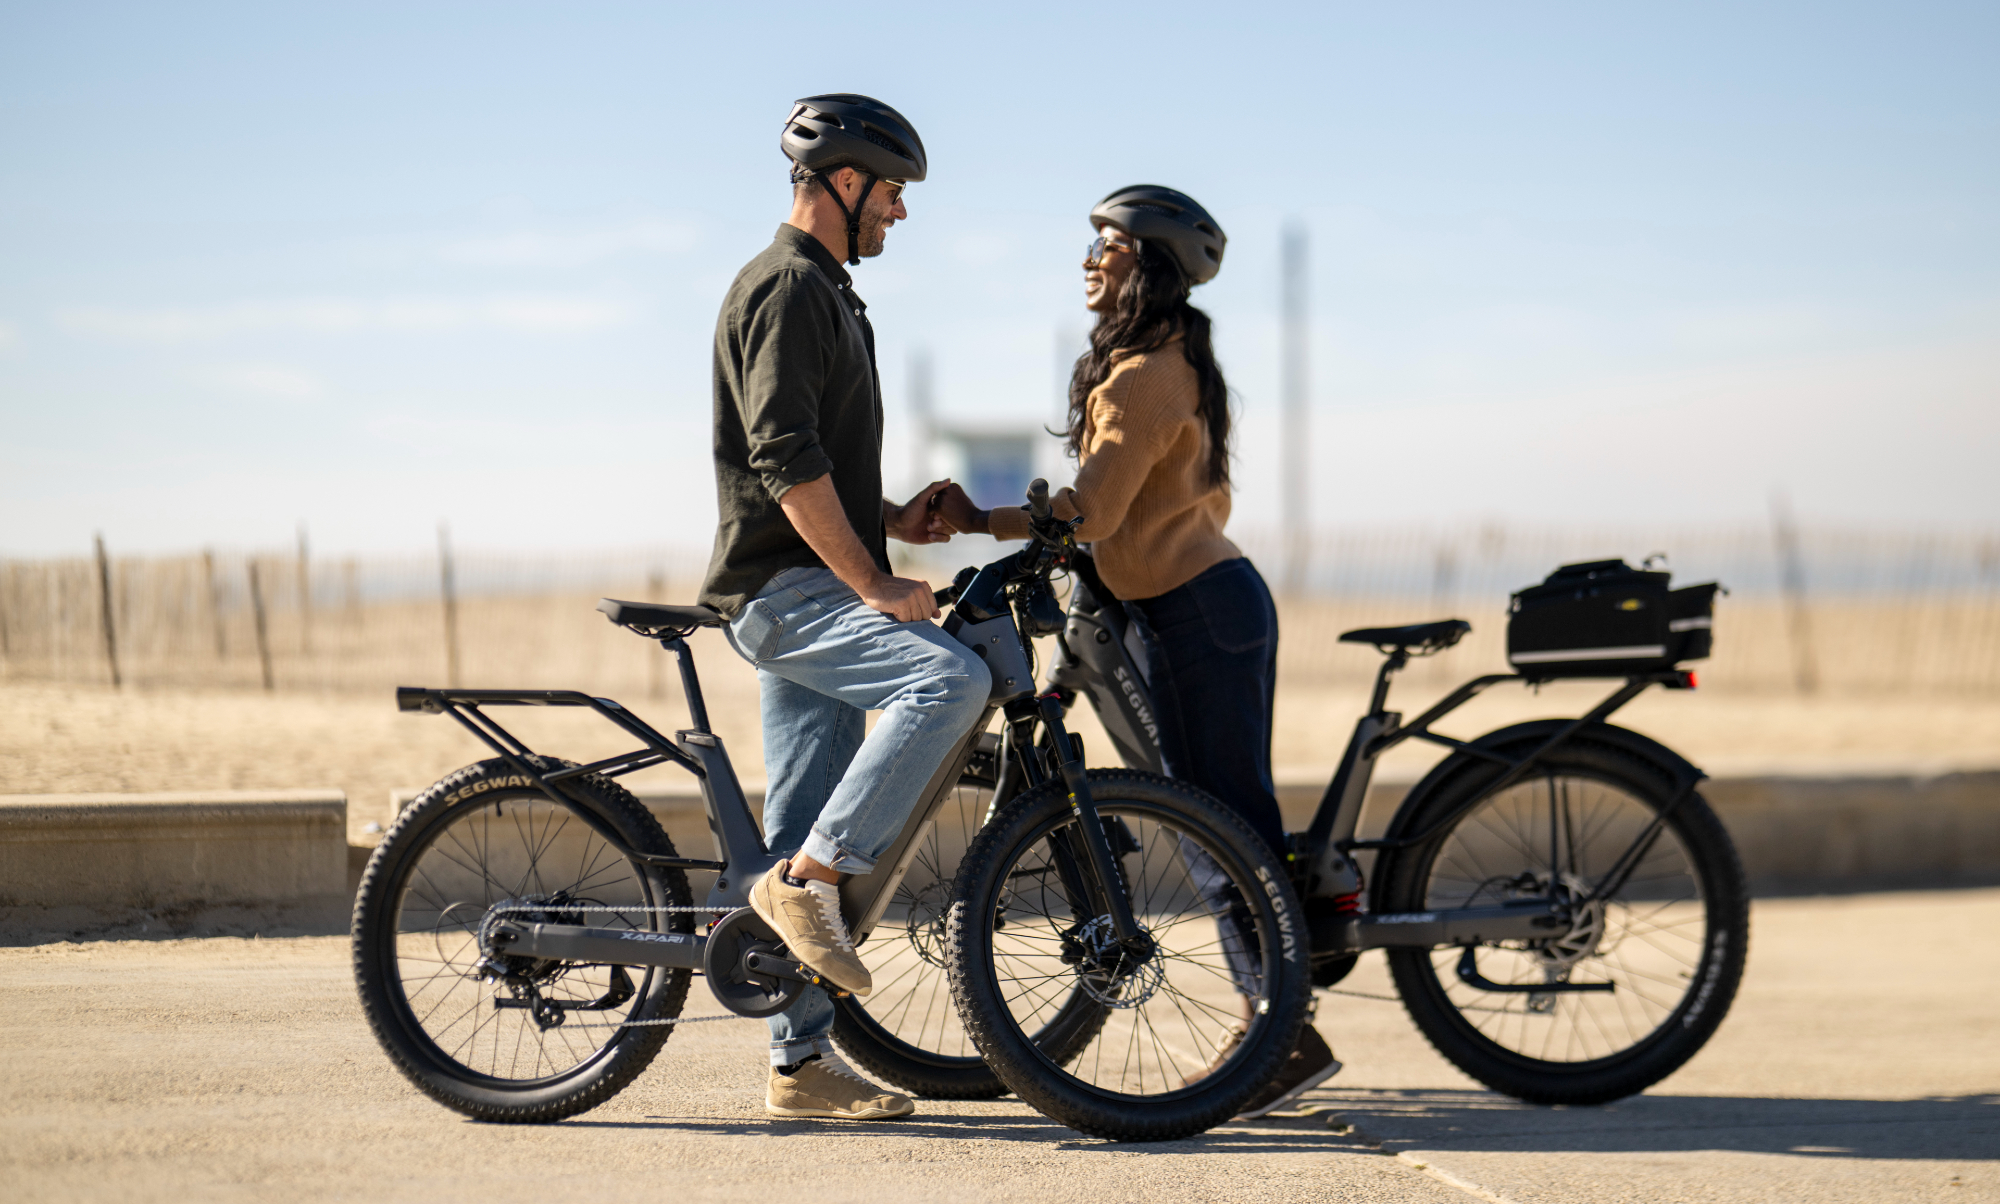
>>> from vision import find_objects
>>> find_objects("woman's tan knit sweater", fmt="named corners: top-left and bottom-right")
top-left (988, 332), bottom-right (1239, 600)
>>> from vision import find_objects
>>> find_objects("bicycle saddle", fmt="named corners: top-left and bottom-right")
top-left (597, 598), bottom-right (725, 634)
top-left (1338, 618), bottom-right (1471, 653)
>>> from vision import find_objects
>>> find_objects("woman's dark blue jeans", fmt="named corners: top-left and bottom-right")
top-left (1126, 557), bottom-right (1282, 999)
top-left (1126, 556), bottom-right (1284, 857)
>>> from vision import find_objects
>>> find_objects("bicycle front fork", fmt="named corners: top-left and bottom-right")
top-left (996, 693), bottom-right (1146, 949)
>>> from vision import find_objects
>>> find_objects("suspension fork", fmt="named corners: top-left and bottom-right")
top-left (1033, 694), bottom-right (1145, 946)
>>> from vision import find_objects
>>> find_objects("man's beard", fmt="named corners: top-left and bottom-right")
top-left (856, 193), bottom-right (895, 258)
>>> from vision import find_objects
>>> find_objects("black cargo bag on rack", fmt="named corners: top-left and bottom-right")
top-left (1506, 559), bottom-right (1721, 679)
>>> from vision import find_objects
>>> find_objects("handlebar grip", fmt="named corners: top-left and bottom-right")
top-left (933, 585), bottom-right (958, 607)
top-left (1026, 478), bottom-right (1051, 519)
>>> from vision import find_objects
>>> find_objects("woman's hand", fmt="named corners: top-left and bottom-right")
top-left (884, 480), bottom-right (954, 544)
top-left (932, 482), bottom-right (991, 536)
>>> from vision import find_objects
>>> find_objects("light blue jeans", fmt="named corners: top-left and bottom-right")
top-left (726, 565), bottom-right (992, 1067)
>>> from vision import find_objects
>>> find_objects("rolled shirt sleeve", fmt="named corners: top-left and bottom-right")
top-left (737, 270), bottom-right (840, 500)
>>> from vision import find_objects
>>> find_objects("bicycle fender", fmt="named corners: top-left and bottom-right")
top-left (1367, 720), bottom-right (1704, 909)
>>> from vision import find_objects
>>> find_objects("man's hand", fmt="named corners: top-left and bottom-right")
top-left (884, 479), bottom-right (956, 544)
top-left (860, 572), bottom-right (940, 622)
top-left (781, 475), bottom-right (939, 622)
top-left (931, 482), bottom-right (991, 536)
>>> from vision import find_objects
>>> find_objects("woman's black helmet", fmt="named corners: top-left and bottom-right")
top-left (781, 94), bottom-right (926, 266)
top-left (1089, 185), bottom-right (1227, 287)
top-left (781, 94), bottom-right (928, 184)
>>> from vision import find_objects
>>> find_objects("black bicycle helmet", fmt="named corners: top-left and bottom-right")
top-left (1089, 185), bottom-right (1227, 287)
top-left (781, 94), bottom-right (927, 266)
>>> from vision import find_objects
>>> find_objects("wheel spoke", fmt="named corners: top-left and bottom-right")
top-left (1410, 771), bottom-right (1721, 1066)
top-left (373, 787), bottom-right (689, 1094)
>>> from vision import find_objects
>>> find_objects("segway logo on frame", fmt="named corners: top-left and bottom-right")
top-left (1112, 666), bottom-right (1159, 744)
top-left (443, 775), bottom-right (534, 806)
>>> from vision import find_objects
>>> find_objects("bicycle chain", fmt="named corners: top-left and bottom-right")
top-left (487, 903), bottom-right (754, 1029)
top-left (491, 904), bottom-right (723, 914)
top-left (545, 1012), bottom-right (747, 1029)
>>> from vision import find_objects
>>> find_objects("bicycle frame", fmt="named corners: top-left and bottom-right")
top-left (393, 567), bottom-right (1141, 983)
top-left (1038, 568), bottom-right (1705, 968)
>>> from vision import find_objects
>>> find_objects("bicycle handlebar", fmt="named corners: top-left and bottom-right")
top-left (1026, 478), bottom-right (1051, 520)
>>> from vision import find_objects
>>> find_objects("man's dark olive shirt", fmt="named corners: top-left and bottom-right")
top-left (699, 224), bottom-right (887, 618)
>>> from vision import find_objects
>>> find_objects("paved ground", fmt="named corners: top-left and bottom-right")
top-left (3, 888), bottom-right (1995, 1203)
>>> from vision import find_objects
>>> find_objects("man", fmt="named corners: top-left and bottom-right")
top-left (698, 94), bottom-right (991, 1122)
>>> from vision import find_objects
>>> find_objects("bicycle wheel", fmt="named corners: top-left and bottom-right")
top-left (352, 756), bottom-right (694, 1122)
top-left (1377, 736), bottom-right (1749, 1105)
top-left (833, 763), bottom-right (1109, 1098)
top-left (946, 769), bottom-right (1311, 1141)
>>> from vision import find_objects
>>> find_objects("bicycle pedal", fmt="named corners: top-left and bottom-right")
top-left (794, 963), bottom-right (853, 998)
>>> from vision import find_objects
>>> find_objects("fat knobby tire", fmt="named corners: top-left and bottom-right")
top-left (351, 756), bottom-right (692, 1122)
top-left (1377, 737), bottom-right (1749, 1105)
top-left (945, 770), bottom-right (1311, 1141)
top-left (833, 966), bottom-right (1111, 1100)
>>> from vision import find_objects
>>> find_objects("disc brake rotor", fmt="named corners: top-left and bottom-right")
top-left (1069, 915), bottom-right (1164, 1010)
top-left (902, 880), bottom-right (950, 969)
top-left (1533, 874), bottom-right (1607, 973)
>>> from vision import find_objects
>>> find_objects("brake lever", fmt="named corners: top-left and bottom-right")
top-left (1029, 512), bottom-right (1085, 550)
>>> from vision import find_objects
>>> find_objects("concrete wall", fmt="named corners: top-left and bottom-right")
top-left (0, 790), bottom-right (347, 918)
top-left (1700, 771), bottom-right (2000, 893)
top-left (5, 767), bottom-right (1993, 941)
top-left (1275, 772), bottom-right (2000, 896)
top-left (408, 770), bottom-right (2000, 897)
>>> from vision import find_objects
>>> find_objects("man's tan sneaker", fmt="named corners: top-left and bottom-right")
top-left (767, 1056), bottom-right (914, 1120)
top-left (1235, 1023), bottom-right (1342, 1119)
top-left (749, 860), bottom-right (872, 996)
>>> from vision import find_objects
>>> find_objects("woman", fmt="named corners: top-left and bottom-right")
top-left (933, 184), bottom-right (1338, 1117)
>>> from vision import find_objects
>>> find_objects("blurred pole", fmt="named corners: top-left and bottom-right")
top-left (1429, 543), bottom-right (1459, 681)
top-left (247, 559), bottom-right (274, 691)
top-left (342, 558), bottom-right (361, 631)
top-left (202, 548), bottom-right (227, 657)
top-left (296, 523), bottom-right (312, 655)
top-left (1770, 493), bottom-right (1819, 694)
top-left (1281, 221), bottom-right (1310, 595)
top-left (909, 347), bottom-right (933, 496)
top-left (93, 533), bottom-right (121, 688)
top-left (1054, 325), bottom-right (1079, 427)
top-left (438, 524), bottom-right (461, 688)
top-left (647, 566), bottom-right (667, 700)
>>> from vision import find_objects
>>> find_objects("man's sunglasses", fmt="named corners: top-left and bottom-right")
top-left (1083, 234), bottom-right (1136, 268)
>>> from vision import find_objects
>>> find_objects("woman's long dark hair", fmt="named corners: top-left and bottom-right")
top-left (1065, 239), bottom-right (1231, 487)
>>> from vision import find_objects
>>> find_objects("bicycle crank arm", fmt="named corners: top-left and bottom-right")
top-left (1329, 900), bottom-right (1568, 952)
top-left (485, 921), bottom-right (705, 970)
top-left (741, 950), bottom-right (853, 998)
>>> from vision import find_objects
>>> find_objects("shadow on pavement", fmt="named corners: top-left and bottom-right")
top-left (563, 1110), bottom-right (1379, 1152)
top-left (1319, 1088), bottom-right (2000, 1162)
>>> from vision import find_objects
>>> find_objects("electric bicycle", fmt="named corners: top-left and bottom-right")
top-left (1013, 554), bottom-right (1750, 1104)
top-left (351, 482), bottom-right (1310, 1141)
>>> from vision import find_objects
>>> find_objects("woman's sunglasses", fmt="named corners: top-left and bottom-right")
top-left (1083, 234), bottom-right (1137, 268)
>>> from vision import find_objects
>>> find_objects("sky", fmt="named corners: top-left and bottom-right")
top-left (2, 1), bottom-right (1996, 557)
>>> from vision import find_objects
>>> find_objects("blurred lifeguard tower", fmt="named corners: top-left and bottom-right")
top-left (907, 348), bottom-right (1058, 510)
